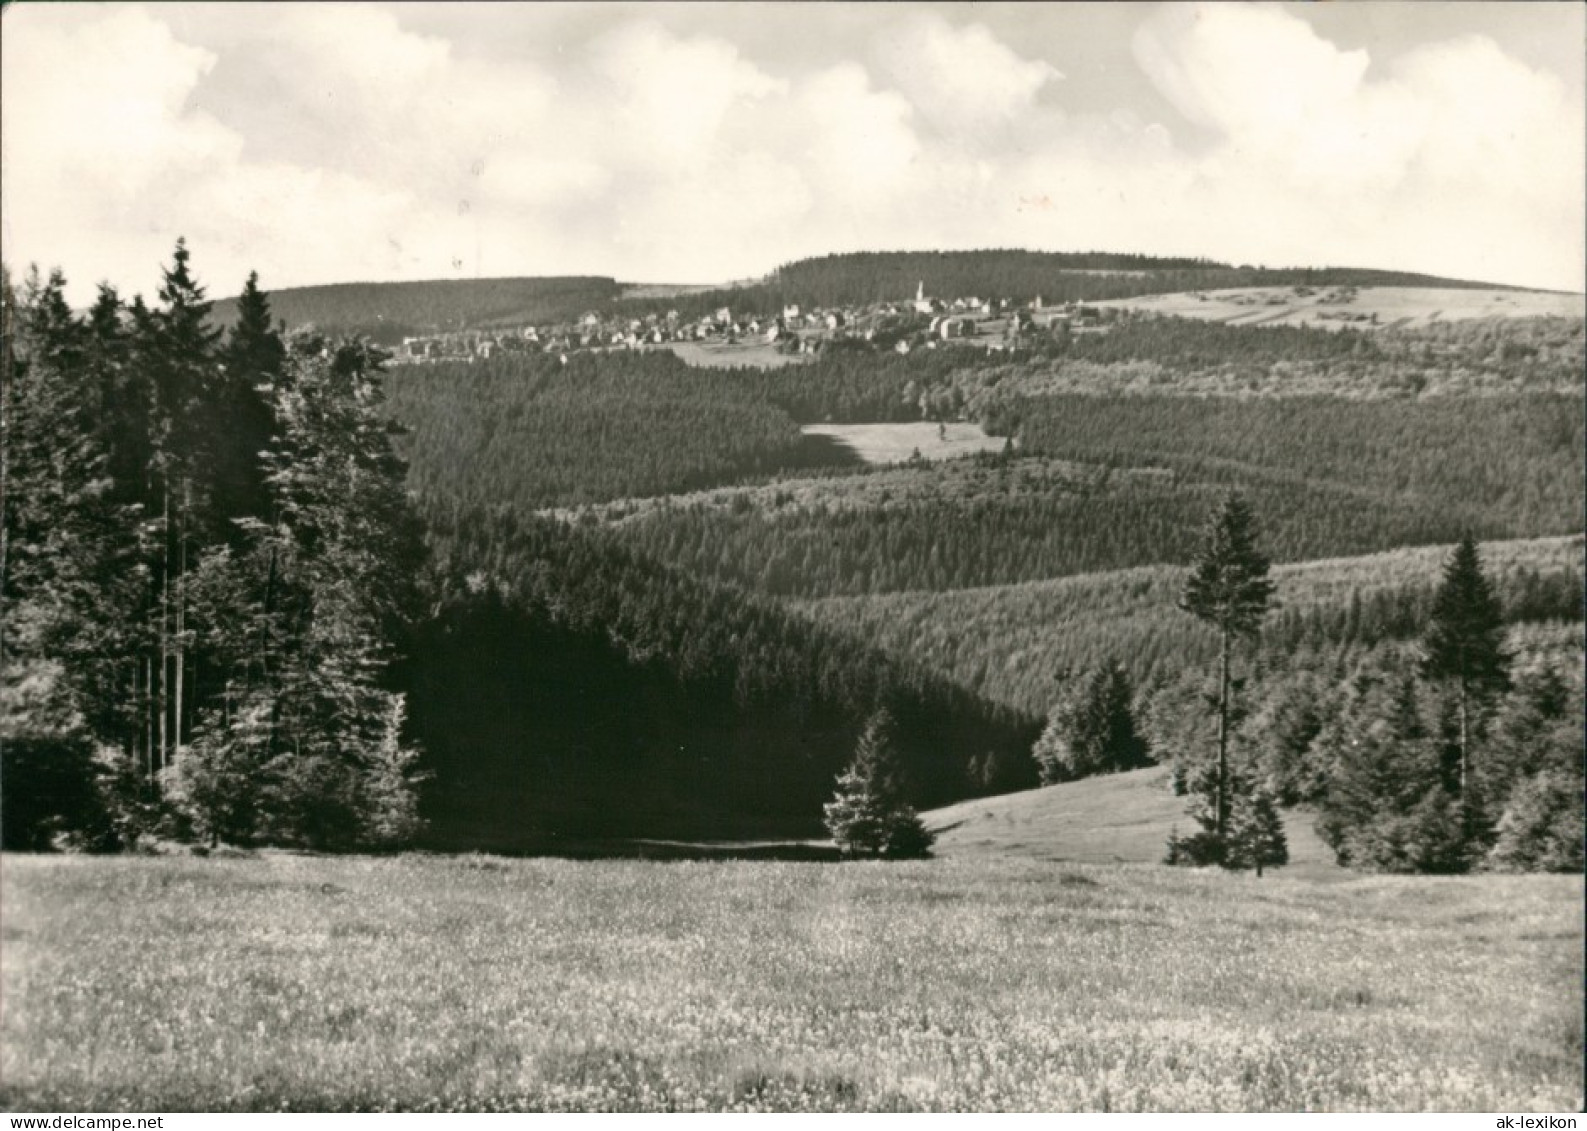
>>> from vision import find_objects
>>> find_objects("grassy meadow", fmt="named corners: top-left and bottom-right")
top-left (1098, 287), bottom-right (1587, 331)
top-left (2, 852), bottom-right (1580, 1112)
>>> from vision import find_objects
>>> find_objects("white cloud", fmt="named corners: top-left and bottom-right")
top-left (786, 64), bottom-right (918, 208)
top-left (1134, 3), bottom-right (1368, 138)
top-left (1, 3), bottom-right (1580, 301)
top-left (587, 21), bottom-right (784, 165)
top-left (871, 13), bottom-right (1060, 140)
top-left (2, 8), bottom-right (235, 230)
top-left (1130, 2), bottom-right (1584, 288)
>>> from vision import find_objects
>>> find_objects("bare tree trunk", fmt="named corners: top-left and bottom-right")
top-left (1457, 676), bottom-right (1469, 798)
top-left (142, 656), bottom-right (153, 780)
top-left (0, 318), bottom-right (12, 686)
top-left (172, 506), bottom-right (186, 769)
top-left (157, 483), bottom-right (169, 773)
top-left (258, 543), bottom-right (277, 686)
top-left (127, 660), bottom-right (139, 766)
top-left (1216, 626), bottom-right (1231, 841)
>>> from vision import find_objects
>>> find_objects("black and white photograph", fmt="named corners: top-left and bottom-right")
top-left (1, 0), bottom-right (1583, 1115)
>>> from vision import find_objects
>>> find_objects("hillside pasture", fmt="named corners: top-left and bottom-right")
top-left (2, 854), bottom-right (1579, 1112)
top-left (1096, 287), bottom-right (1585, 331)
top-left (799, 422), bottom-right (1008, 466)
top-left (923, 766), bottom-right (1343, 880)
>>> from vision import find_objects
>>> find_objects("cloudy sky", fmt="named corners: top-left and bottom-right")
top-left (3, 2), bottom-right (1583, 304)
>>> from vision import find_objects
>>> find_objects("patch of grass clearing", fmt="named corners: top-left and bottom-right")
top-left (800, 422), bottom-right (1009, 466)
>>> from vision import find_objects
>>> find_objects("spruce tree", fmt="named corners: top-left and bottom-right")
top-left (1420, 536), bottom-right (1510, 799)
top-left (1178, 492), bottom-right (1275, 845)
top-left (824, 708), bottom-right (934, 859)
top-left (81, 284), bottom-right (151, 508)
top-left (214, 271), bottom-right (284, 530)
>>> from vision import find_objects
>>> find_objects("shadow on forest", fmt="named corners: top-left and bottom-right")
top-left (787, 431), bottom-right (865, 472)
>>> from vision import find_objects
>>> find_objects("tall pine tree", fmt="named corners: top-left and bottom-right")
top-left (1177, 492), bottom-right (1275, 848)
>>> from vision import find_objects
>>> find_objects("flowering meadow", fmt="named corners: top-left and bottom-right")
top-left (2, 853), bottom-right (1580, 1111)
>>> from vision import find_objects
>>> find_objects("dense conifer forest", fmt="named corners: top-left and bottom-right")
top-left (413, 508), bottom-right (1037, 847)
top-left (794, 538), bottom-right (1583, 714)
top-left (5, 243), bottom-right (1582, 869)
top-left (384, 352), bottom-right (858, 509)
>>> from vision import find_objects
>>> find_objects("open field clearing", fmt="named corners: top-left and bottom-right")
top-left (1096, 287), bottom-right (1585, 330)
top-left (800, 422), bottom-right (1009, 465)
top-left (2, 854), bottom-right (1580, 1112)
top-left (660, 341), bottom-right (806, 369)
top-left (923, 767), bottom-right (1344, 881)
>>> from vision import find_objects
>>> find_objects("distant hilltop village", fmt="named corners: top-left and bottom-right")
top-left (392, 281), bottom-right (1110, 364)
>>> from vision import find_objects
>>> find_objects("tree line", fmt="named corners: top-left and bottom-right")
top-left (3, 248), bottom-right (426, 851)
top-left (1033, 499), bottom-right (1581, 874)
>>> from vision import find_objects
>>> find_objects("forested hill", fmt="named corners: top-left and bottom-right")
top-left (616, 251), bottom-right (1506, 320)
top-left (209, 276), bottom-right (621, 344)
top-left (762, 250), bottom-right (1500, 307)
top-left (207, 251), bottom-right (1507, 341)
